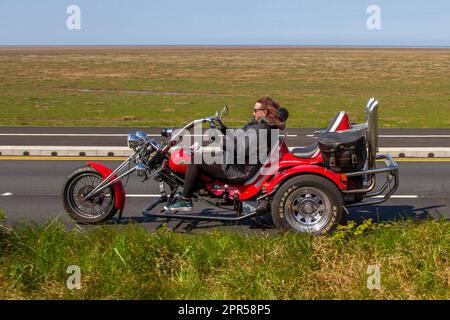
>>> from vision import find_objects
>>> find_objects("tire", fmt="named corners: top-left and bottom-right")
top-left (62, 166), bottom-right (118, 224)
top-left (271, 175), bottom-right (344, 235)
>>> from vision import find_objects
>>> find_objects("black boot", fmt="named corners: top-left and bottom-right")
top-left (256, 199), bottom-right (270, 215)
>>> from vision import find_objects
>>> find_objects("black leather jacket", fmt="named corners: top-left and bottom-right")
top-left (221, 118), bottom-right (278, 184)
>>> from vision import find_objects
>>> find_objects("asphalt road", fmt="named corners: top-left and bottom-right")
top-left (1, 127), bottom-right (449, 147)
top-left (0, 159), bottom-right (448, 233)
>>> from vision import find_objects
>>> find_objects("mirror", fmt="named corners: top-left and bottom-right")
top-left (161, 128), bottom-right (173, 138)
top-left (136, 130), bottom-right (148, 144)
top-left (219, 105), bottom-right (229, 118)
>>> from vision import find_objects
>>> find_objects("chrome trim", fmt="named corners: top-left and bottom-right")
top-left (162, 118), bottom-right (207, 152)
top-left (342, 177), bottom-right (376, 194)
top-left (136, 130), bottom-right (148, 145)
top-left (170, 119), bottom-right (205, 143)
top-left (344, 154), bottom-right (399, 207)
top-left (136, 163), bottom-right (148, 177)
top-left (94, 166), bottom-right (137, 192)
top-left (345, 154), bottom-right (397, 178)
top-left (127, 133), bottom-right (139, 149)
top-left (143, 209), bottom-right (258, 223)
top-left (365, 98), bottom-right (379, 169)
top-left (220, 105), bottom-right (229, 118)
top-left (351, 123), bottom-right (368, 131)
top-left (90, 165), bottom-right (162, 197)
top-left (84, 152), bottom-right (137, 199)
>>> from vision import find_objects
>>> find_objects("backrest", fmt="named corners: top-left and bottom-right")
top-left (326, 111), bottom-right (350, 132)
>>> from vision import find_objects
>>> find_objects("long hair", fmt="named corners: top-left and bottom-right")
top-left (256, 96), bottom-right (286, 130)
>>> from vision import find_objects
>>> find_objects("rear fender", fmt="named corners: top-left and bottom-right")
top-left (264, 165), bottom-right (346, 195)
top-left (87, 162), bottom-right (126, 211)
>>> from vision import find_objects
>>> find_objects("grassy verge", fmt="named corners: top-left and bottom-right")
top-left (0, 47), bottom-right (449, 128)
top-left (0, 214), bottom-right (448, 299)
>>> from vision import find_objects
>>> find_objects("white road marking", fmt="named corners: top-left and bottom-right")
top-left (126, 194), bottom-right (160, 198)
top-left (307, 134), bottom-right (450, 138)
top-left (373, 195), bottom-right (418, 199)
top-left (379, 135), bottom-right (450, 138)
top-left (123, 194), bottom-right (419, 199)
top-left (0, 192), bottom-right (423, 200)
top-left (0, 193), bottom-right (161, 198)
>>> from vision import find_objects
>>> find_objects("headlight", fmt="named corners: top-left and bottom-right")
top-left (127, 133), bottom-right (139, 149)
top-left (128, 131), bottom-right (149, 149)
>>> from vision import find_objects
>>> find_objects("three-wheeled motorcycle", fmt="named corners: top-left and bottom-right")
top-left (62, 98), bottom-right (399, 234)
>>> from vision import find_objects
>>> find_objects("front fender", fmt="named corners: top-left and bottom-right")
top-left (87, 162), bottom-right (126, 211)
top-left (264, 165), bottom-right (346, 195)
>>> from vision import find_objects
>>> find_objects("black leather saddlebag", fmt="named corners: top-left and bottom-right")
top-left (318, 130), bottom-right (367, 173)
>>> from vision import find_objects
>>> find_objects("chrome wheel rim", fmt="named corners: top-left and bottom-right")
top-left (285, 186), bottom-right (332, 233)
top-left (66, 173), bottom-right (115, 220)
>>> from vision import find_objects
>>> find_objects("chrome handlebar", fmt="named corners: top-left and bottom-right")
top-left (85, 114), bottom-right (223, 200)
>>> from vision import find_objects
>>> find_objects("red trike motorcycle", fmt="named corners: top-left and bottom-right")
top-left (62, 98), bottom-right (398, 234)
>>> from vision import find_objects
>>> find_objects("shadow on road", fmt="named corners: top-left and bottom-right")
top-left (106, 206), bottom-right (276, 233)
top-left (346, 204), bottom-right (447, 224)
top-left (105, 204), bottom-right (447, 233)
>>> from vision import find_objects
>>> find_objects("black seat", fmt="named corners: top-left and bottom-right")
top-left (290, 111), bottom-right (347, 159)
top-left (291, 142), bottom-right (319, 159)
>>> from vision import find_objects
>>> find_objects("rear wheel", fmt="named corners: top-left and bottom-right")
top-left (271, 175), bottom-right (343, 235)
top-left (62, 166), bottom-right (117, 224)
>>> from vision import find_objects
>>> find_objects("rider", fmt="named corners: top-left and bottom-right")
top-left (164, 96), bottom-right (287, 212)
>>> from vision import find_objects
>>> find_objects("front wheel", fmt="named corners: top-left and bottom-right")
top-left (62, 166), bottom-right (118, 224)
top-left (271, 175), bottom-right (343, 235)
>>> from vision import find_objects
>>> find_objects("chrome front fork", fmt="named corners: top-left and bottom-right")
top-left (84, 153), bottom-right (138, 199)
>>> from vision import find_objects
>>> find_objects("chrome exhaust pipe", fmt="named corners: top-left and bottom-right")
top-left (365, 98), bottom-right (379, 169)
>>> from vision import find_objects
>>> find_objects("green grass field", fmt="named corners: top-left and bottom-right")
top-left (0, 46), bottom-right (449, 128)
top-left (0, 214), bottom-right (448, 299)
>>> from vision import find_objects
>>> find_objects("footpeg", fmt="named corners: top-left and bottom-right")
top-left (142, 197), bottom-right (164, 216)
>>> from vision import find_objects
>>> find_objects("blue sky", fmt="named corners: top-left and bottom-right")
top-left (0, 0), bottom-right (449, 46)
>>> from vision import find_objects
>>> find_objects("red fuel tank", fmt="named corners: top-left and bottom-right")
top-left (168, 147), bottom-right (190, 174)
